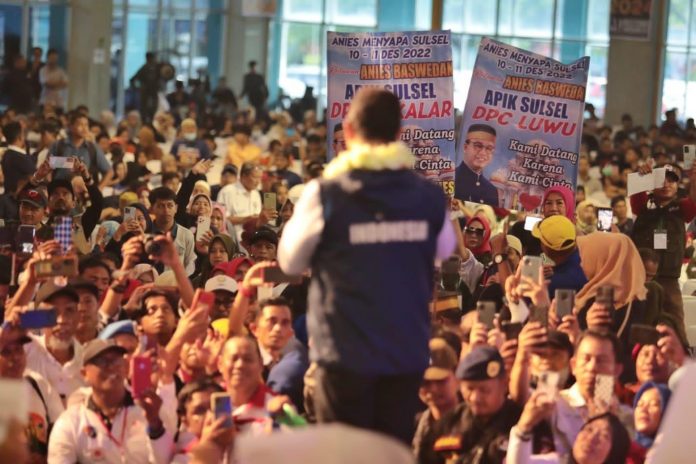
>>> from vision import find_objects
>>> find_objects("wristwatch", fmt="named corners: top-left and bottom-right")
top-left (494, 254), bottom-right (506, 265)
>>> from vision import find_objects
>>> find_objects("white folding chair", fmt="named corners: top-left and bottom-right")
top-left (683, 296), bottom-right (696, 328)
top-left (683, 280), bottom-right (696, 296)
top-left (686, 325), bottom-right (696, 348)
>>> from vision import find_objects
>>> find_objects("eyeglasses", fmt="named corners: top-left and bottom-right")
top-left (465, 140), bottom-right (495, 153)
top-left (465, 227), bottom-right (485, 236)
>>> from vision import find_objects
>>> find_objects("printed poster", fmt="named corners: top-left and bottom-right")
top-left (610, 0), bottom-right (652, 40)
top-left (457, 38), bottom-right (589, 211)
top-left (327, 31), bottom-right (456, 196)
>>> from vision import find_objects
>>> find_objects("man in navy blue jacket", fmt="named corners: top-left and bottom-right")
top-left (278, 88), bottom-right (455, 443)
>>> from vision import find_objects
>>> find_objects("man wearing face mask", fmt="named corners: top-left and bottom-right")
top-left (170, 118), bottom-right (211, 163)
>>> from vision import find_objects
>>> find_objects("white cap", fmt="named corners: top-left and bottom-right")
top-left (205, 274), bottom-right (238, 294)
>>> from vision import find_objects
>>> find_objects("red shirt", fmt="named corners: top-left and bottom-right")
top-left (630, 191), bottom-right (696, 223)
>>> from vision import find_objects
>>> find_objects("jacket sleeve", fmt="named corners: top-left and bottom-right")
top-left (156, 381), bottom-right (178, 438)
top-left (82, 182), bottom-right (104, 238)
top-left (47, 409), bottom-right (79, 464)
top-left (630, 191), bottom-right (648, 216)
top-left (184, 230), bottom-right (197, 276)
top-left (176, 171), bottom-right (205, 224)
top-left (278, 180), bottom-right (324, 275)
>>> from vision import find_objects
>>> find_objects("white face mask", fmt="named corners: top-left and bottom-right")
top-left (184, 132), bottom-right (196, 141)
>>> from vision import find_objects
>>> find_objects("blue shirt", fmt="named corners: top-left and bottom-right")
top-left (49, 138), bottom-right (110, 176)
top-left (548, 248), bottom-right (588, 297)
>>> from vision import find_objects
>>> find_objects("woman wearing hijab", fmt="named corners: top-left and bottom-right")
top-left (575, 200), bottom-right (597, 235)
top-left (629, 382), bottom-right (671, 463)
top-left (463, 215), bottom-right (492, 266)
top-left (510, 185), bottom-right (575, 256)
top-left (576, 231), bottom-right (648, 381)
top-left (192, 233), bottom-right (238, 288)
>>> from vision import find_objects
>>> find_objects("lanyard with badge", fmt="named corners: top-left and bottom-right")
top-left (91, 408), bottom-right (129, 463)
top-left (654, 217), bottom-right (667, 250)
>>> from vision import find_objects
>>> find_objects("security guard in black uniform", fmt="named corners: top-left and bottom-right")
top-left (421, 346), bottom-right (521, 464)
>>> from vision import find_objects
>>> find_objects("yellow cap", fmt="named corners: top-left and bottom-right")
top-left (211, 319), bottom-right (230, 338)
top-left (531, 215), bottom-right (576, 251)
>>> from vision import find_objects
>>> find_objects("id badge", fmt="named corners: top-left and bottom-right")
top-left (654, 230), bottom-right (667, 250)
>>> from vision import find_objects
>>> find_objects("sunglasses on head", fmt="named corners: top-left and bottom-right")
top-left (465, 227), bottom-right (485, 236)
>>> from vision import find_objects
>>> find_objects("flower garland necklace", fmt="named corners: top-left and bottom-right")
top-left (323, 141), bottom-right (415, 179)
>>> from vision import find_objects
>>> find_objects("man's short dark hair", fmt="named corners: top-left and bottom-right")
top-left (333, 122), bottom-right (343, 134)
top-left (133, 289), bottom-right (179, 321)
top-left (345, 88), bottom-right (401, 144)
top-left (2, 121), bottom-right (22, 145)
top-left (610, 195), bottom-right (626, 208)
top-left (47, 48), bottom-right (58, 57)
top-left (79, 256), bottom-right (111, 278)
top-left (68, 111), bottom-right (88, 126)
top-left (177, 379), bottom-right (224, 416)
top-left (240, 162), bottom-right (259, 178)
top-left (162, 172), bottom-right (181, 184)
top-left (269, 139), bottom-right (281, 151)
top-left (233, 124), bottom-right (252, 136)
top-left (258, 297), bottom-right (292, 317)
top-left (40, 119), bottom-right (60, 135)
top-left (467, 124), bottom-right (496, 137)
top-left (248, 60), bottom-right (257, 68)
top-left (576, 329), bottom-right (621, 363)
top-left (149, 187), bottom-right (177, 205)
top-left (307, 134), bottom-right (321, 145)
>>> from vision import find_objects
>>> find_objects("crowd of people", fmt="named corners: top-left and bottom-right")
top-left (0, 48), bottom-right (693, 463)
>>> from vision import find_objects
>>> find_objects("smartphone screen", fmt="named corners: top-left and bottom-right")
top-left (684, 144), bottom-right (696, 169)
top-left (48, 156), bottom-right (75, 170)
top-left (597, 208), bottom-right (613, 232)
top-left (19, 309), bottom-right (57, 329)
top-left (123, 207), bottom-right (136, 223)
top-left (263, 192), bottom-right (277, 211)
top-left (596, 285), bottom-right (614, 306)
top-left (629, 324), bottom-right (661, 346)
top-left (524, 216), bottom-right (543, 231)
top-left (529, 305), bottom-right (548, 328)
top-left (191, 288), bottom-right (215, 313)
top-left (211, 393), bottom-right (234, 427)
top-left (520, 256), bottom-right (542, 283)
top-left (130, 355), bottom-right (153, 398)
top-left (476, 301), bottom-right (496, 330)
top-left (196, 216), bottom-right (211, 242)
top-left (501, 321), bottom-right (523, 340)
top-left (537, 371), bottom-right (560, 400)
top-left (17, 225), bottom-right (35, 255)
top-left (554, 289), bottom-right (575, 319)
top-left (593, 374), bottom-right (614, 410)
top-left (263, 266), bottom-right (302, 284)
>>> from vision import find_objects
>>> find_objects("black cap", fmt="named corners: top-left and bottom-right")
top-left (456, 346), bottom-right (505, 381)
top-left (47, 178), bottom-right (74, 197)
top-left (249, 227), bottom-right (278, 246)
top-left (35, 281), bottom-right (79, 304)
top-left (18, 187), bottom-right (47, 208)
top-left (222, 164), bottom-right (238, 176)
top-left (545, 330), bottom-right (574, 357)
top-left (68, 277), bottom-right (100, 299)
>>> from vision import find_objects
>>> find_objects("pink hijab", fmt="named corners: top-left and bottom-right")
top-left (543, 185), bottom-right (575, 220)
